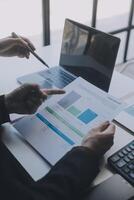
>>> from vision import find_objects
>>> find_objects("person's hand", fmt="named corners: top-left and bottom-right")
top-left (5, 84), bottom-right (65, 114)
top-left (0, 33), bottom-right (35, 58)
top-left (81, 121), bottom-right (115, 156)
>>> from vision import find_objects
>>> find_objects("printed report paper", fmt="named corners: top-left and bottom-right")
top-left (115, 104), bottom-right (134, 132)
top-left (14, 77), bottom-right (125, 165)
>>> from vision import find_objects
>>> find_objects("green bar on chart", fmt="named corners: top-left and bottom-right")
top-left (67, 105), bottom-right (81, 116)
top-left (45, 106), bottom-right (84, 138)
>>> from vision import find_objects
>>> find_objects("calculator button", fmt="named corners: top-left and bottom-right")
top-left (122, 149), bottom-right (128, 155)
top-left (124, 156), bottom-right (130, 163)
top-left (128, 153), bottom-right (134, 160)
top-left (129, 171), bottom-right (134, 179)
top-left (126, 147), bottom-right (131, 152)
top-left (116, 160), bottom-right (126, 168)
top-left (128, 163), bottom-right (134, 170)
top-left (123, 166), bottom-right (130, 173)
top-left (118, 152), bottom-right (124, 158)
top-left (111, 155), bottom-right (120, 162)
top-left (129, 143), bottom-right (134, 150)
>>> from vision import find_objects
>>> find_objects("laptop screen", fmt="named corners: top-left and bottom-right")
top-left (60, 19), bottom-right (120, 92)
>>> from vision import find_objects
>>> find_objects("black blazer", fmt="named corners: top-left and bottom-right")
top-left (0, 95), bottom-right (100, 200)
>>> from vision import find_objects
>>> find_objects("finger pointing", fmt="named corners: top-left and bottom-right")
top-left (42, 89), bottom-right (66, 95)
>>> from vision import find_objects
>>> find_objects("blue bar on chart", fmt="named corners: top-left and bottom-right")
top-left (36, 113), bottom-right (75, 145)
top-left (58, 91), bottom-right (81, 109)
top-left (78, 109), bottom-right (97, 124)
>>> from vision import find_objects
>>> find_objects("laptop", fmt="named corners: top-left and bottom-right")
top-left (17, 19), bottom-right (120, 92)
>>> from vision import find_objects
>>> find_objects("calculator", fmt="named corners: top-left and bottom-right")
top-left (108, 140), bottom-right (134, 186)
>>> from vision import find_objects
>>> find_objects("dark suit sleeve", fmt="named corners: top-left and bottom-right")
top-left (0, 95), bottom-right (10, 125)
top-left (29, 147), bottom-right (100, 200)
top-left (0, 143), bottom-right (100, 200)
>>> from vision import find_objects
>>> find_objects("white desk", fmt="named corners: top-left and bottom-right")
top-left (0, 44), bottom-right (134, 185)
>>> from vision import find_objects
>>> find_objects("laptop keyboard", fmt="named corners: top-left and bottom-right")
top-left (108, 140), bottom-right (134, 186)
top-left (39, 67), bottom-right (76, 88)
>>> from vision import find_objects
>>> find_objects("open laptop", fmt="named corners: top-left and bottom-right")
top-left (18, 18), bottom-right (120, 92)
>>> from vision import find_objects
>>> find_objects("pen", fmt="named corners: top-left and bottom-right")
top-left (12, 32), bottom-right (50, 68)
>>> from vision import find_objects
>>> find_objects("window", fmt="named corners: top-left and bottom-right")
top-left (0, 0), bottom-right (42, 46)
top-left (50, 0), bottom-right (93, 44)
top-left (132, 10), bottom-right (134, 25)
top-left (96, 0), bottom-right (131, 32)
top-left (127, 30), bottom-right (134, 60)
top-left (45, 0), bottom-right (134, 63)
top-left (115, 32), bottom-right (127, 64)
top-left (1, 0), bottom-right (133, 63)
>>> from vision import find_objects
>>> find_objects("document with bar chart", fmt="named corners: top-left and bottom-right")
top-left (14, 77), bottom-right (125, 165)
top-left (115, 104), bottom-right (134, 132)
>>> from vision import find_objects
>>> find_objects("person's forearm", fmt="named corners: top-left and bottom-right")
top-left (30, 147), bottom-right (100, 200)
top-left (0, 95), bottom-right (10, 125)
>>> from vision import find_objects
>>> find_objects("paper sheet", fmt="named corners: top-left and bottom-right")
top-left (14, 77), bottom-right (125, 165)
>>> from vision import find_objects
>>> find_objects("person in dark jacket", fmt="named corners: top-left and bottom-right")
top-left (0, 34), bottom-right (115, 200)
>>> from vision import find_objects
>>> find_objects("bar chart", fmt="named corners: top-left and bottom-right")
top-left (58, 90), bottom-right (98, 124)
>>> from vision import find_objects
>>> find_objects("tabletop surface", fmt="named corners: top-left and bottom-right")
top-left (0, 44), bottom-right (134, 185)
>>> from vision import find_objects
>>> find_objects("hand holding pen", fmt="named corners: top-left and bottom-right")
top-left (0, 33), bottom-right (35, 58)
top-left (12, 32), bottom-right (50, 68)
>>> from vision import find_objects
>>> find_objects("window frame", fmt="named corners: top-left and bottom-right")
top-left (42, 0), bottom-right (134, 63)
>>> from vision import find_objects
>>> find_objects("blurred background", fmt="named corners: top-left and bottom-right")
top-left (0, 0), bottom-right (134, 78)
